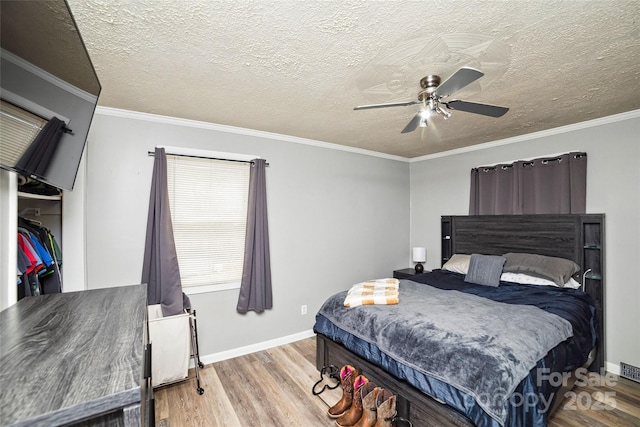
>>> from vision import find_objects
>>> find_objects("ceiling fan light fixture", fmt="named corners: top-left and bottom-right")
top-left (438, 106), bottom-right (452, 120)
top-left (353, 66), bottom-right (509, 134)
top-left (429, 98), bottom-right (437, 112)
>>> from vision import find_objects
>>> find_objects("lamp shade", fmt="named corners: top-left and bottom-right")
top-left (412, 247), bottom-right (426, 263)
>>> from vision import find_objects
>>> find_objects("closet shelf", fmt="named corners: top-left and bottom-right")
top-left (18, 191), bottom-right (62, 201)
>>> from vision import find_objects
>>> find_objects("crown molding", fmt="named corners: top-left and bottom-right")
top-left (410, 109), bottom-right (640, 162)
top-left (95, 106), bottom-right (638, 163)
top-left (95, 106), bottom-right (408, 162)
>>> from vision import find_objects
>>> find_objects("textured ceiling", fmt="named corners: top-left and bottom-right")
top-left (65, 0), bottom-right (639, 158)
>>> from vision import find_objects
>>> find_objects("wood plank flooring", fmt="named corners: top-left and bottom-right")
top-left (155, 337), bottom-right (640, 426)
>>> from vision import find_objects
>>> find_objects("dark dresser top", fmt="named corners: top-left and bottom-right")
top-left (0, 285), bottom-right (146, 426)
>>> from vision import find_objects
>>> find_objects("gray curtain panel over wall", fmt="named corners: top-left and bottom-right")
top-left (141, 147), bottom-right (184, 316)
top-left (237, 159), bottom-right (272, 313)
top-left (469, 152), bottom-right (587, 215)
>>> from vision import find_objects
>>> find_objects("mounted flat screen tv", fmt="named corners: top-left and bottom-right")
top-left (0, 0), bottom-right (100, 191)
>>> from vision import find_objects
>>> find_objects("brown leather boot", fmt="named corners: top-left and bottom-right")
top-left (336, 375), bottom-right (369, 426)
top-left (373, 389), bottom-right (396, 427)
top-left (352, 383), bottom-right (379, 427)
top-left (328, 365), bottom-right (358, 418)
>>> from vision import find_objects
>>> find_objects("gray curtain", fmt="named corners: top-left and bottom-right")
top-left (15, 116), bottom-right (67, 179)
top-left (470, 152), bottom-right (587, 215)
top-left (237, 159), bottom-right (272, 313)
top-left (141, 147), bottom-right (184, 316)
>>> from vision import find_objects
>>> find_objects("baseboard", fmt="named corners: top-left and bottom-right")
top-left (606, 361), bottom-right (620, 375)
top-left (191, 329), bottom-right (316, 367)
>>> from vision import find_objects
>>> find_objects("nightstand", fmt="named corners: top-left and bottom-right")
top-left (393, 268), bottom-right (429, 280)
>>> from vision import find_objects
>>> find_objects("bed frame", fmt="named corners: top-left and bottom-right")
top-left (316, 214), bottom-right (605, 426)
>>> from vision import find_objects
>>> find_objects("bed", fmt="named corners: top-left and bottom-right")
top-left (314, 214), bottom-right (605, 427)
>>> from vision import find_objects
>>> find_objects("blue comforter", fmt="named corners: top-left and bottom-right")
top-left (313, 269), bottom-right (597, 427)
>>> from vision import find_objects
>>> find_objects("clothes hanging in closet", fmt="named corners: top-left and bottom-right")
top-left (17, 217), bottom-right (62, 299)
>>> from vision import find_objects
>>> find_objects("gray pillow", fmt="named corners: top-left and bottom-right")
top-left (502, 253), bottom-right (580, 287)
top-left (464, 254), bottom-right (506, 287)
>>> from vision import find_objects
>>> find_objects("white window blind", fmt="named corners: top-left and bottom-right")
top-left (0, 100), bottom-right (47, 168)
top-left (166, 155), bottom-right (250, 289)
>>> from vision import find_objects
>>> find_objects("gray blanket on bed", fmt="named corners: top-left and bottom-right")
top-left (318, 280), bottom-right (573, 425)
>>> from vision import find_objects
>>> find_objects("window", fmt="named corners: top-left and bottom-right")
top-left (166, 154), bottom-right (250, 292)
top-left (0, 100), bottom-right (47, 168)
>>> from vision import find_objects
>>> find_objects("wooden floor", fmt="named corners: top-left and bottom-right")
top-left (155, 337), bottom-right (640, 427)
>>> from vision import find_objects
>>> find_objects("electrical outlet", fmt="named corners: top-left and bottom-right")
top-left (300, 305), bottom-right (307, 315)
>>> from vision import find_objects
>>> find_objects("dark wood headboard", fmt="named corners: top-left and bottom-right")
top-left (440, 214), bottom-right (605, 371)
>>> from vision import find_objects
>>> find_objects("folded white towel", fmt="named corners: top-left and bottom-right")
top-left (347, 278), bottom-right (399, 292)
top-left (344, 278), bottom-right (399, 308)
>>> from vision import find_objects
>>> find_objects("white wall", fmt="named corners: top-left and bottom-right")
top-left (83, 110), bottom-right (410, 357)
top-left (0, 170), bottom-right (17, 310)
top-left (410, 112), bottom-right (640, 372)
top-left (61, 152), bottom-right (88, 292)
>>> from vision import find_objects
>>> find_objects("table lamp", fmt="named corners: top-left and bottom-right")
top-left (413, 247), bottom-right (426, 273)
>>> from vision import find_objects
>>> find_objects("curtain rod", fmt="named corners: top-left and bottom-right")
top-left (475, 152), bottom-right (586, 172)
top-left (147, 151), bottom-right (269, 166)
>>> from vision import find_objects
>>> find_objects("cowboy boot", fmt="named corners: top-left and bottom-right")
top-left (373, 389), bottom-right (396, 427)
top-left (352, 384), bottom-right (379, 427)
top-left (328, 365), bottom-right (358, 418)
top-left (337, 375), bottom-right (370, 426)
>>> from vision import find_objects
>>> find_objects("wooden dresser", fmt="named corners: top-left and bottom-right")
top-left (0, 284), bottom-right (151, 426)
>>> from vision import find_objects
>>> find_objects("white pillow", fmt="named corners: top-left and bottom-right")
top-left (442, 254), bottom-right (471, 274)
top-left (565, 278), bottom-right (581, 289)
top-left (500, 272), bottom-right (581, 289)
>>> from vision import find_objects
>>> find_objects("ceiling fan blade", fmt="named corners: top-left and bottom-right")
top-left (401, 113), bottom-right (421, 133)
top-left (434, 67), bottom-right (484, 98)
top-left (354, 100), bottom-right (419, 110)
top-left (446, 100), bottom-right (509, 117)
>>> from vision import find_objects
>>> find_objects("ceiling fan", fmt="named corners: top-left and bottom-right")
top-left (353, 67), bottom-right (509, 133)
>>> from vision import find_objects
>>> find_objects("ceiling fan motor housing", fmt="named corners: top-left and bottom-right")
top-left (420, 75), bottom-right (441, 91)
top-left (418, 75), bottom-right (442, 102)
